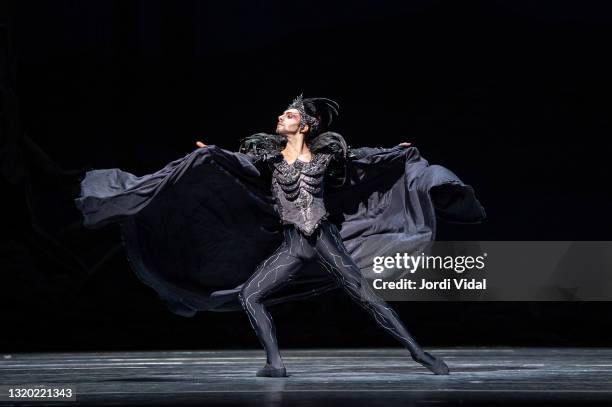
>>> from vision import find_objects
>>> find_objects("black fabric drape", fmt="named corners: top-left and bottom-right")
top-left (75, 145), bottom-right (486, 316)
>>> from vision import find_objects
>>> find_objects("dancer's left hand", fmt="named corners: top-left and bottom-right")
top-left (398, 142), bottom-right (412, 148)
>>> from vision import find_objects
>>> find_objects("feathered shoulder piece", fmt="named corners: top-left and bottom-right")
top-left (310, 131), bottom-right (350, 188)
top-left (238, 131), bottom-right (351, 187)
top-left (308, 131), bottom-right (349, 161)
top-left (238, 133), bottom-right (286, 161)
top-left (238, 131), bottom-right (350, 162)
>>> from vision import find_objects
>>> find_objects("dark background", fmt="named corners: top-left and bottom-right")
top-left (1, 0), bottom-right (611, 352)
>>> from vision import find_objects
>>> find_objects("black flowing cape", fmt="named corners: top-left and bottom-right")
top-left (74, 145), bottom-right (486, 316)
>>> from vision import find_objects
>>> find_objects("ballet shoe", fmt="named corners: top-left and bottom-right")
top-left (413, 351), bottom-right (450, 375)
top-left (256, 363), bottom-right (288, 377)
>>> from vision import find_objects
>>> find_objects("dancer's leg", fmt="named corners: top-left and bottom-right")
top-left (313, 220), bottom-right (449, 374)
top-left (238, 229), bottom-right (305, 376)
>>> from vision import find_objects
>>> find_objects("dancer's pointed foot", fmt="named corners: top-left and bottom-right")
top-left (256, 363), bottom-right (288, 377)
top-left (413, 351), bottom-right (450, 375)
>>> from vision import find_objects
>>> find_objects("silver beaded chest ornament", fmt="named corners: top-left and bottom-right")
top-left (273, 152), bottom-right (332, 230)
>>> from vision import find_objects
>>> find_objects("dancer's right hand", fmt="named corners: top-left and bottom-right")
top-left (195, 141), bottom-right (207, 148)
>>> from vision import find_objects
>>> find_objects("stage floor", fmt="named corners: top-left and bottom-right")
top-left (1, 347), bottom-right (611, 406)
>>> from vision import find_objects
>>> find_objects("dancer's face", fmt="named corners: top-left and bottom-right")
top-left (276, 108), bottom-right (307, 136)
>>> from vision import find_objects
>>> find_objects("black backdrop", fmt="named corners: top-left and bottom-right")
top-left (1, 0), bottom-right (611, 352)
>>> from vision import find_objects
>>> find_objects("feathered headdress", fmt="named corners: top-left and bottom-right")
top-left (287, 93), bottom-right (340, 137)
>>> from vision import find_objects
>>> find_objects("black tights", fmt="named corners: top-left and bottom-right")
top-left (238, 219), bottom-right (427, 368)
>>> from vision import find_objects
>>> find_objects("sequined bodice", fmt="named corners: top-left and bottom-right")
top-left (269, 152), bottom-right (333, 236)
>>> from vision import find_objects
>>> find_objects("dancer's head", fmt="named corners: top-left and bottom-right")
top-left (275, 94), bottom-right (340, 139)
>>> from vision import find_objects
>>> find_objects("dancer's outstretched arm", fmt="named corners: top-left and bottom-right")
top-left (349, 141), bottom-right (411, 157)
top-left (195, 139), bottom-right (271, 179)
